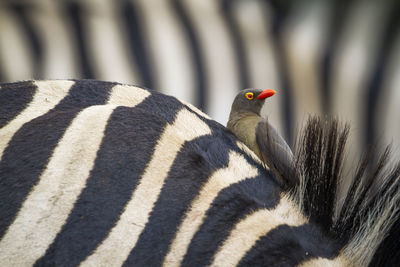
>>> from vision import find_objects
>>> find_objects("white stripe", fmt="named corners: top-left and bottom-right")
top-left (136, 0), bottom-right (195, 104)
top-left (183, 0), bottom-right (239, 125)
top-left (107, 84), bottom-right (151, 106)
top-left (284, 2), bottom-right (328, 123)
top-left (82, 0), bottom-right (140, 84)
top-left (211, 195), bottom-right (307, 267)
top-left (81, 108), bottom-right (211, 267)
top-left (0, 104), bottom-right (116, 266)
top-left (0, 80), bottom-right (74, 160)
top-left (331, 1), bottom-right (385, 150)
top-left (163, 151), bottom-right (259, 266)
top-left (0, 8), bottom-right (33, 81)
top-left (26, 0), bottom-right (79, 79)
top-left (299, 257), bottom-right (350, 267)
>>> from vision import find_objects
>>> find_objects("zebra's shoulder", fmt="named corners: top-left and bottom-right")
top-left (0, 79), bottom-right (262, 164)
top-left (0, 79), bottom-right (183, 128)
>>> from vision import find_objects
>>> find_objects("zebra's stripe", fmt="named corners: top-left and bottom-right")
top-left (331, 1), bottom-right (384, 154)
top-left (82, 0), bottom-right (139, 84)
top-left (211, 195), bottom-right (307, 266)
top-left (63, 1), bottom-right (95, 79)
top-left (107, 84), bottom-right (151, 106)
top-left (285, 2), bottom-right (327, 124)
top-left (119, 0), bottom-right (155, 89)
top-left (318, 0), bottom-right (353, 114)
top-left (364, 1), bottom-right (400, 147)
top-left (299, 256), bottom-right (349, 267)
top-left (163, 151), bottom-right (259, 266)
top-left (25, 0), bottom-right (78, 79)
top-left (0, 6), bottom-right (34, 80)
top-left (136, 0), bottom-right (195, 104)
top-left (220, 0), bottom-right (251, 90)
top-left (0, 80), bottom-right (73, 160)
top-left (0, 81), bottom-right (36, 128)
top-left (0, 104), bottom-right (116, 266)
top-left (8, 3), bottom-right (44, 78)
top-left (182, 0), bottom-right (239, 125)
top-left (81, 108), bottom-right (211, 266)
top-left (170, 0), bottom-right (207, 111)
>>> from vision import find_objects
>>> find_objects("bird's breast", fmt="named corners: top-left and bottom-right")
top-left (228, 115), bottom-right (263, 159)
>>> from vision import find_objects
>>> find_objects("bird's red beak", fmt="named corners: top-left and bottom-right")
top-left (257, 89), bottom-right (276, 100)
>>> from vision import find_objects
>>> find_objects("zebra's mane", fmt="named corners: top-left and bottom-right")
top-left (258, 116), bottom-right (400, 266)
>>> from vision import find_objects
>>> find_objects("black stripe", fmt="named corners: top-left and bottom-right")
top-left (0, 81), bottom-right (36, 128)
top-left (123, 134), bottom-right (232, 266)
top-left (319, 0), bottom-right (354, 114)
top-left (8, 3), bottom-right (44, 79)
top-left (34, 106), bottom-right (167, 266)
top-left (63, 1), bottom-right (96, 79)
top-left (262, 2), bottom-right (294, 145)
top-left (272, 29), bottom-right (294, 145)
top-left (119, 0), bottom-right (155, 89)
top-left (171, 0), bottom-right (208, 112)
top-left (238, 224), bottom-right (341, 266)
top-left (220, 0), bottom-right (251, 90)
top-left (181, 175), bottom-right (280, 267)
top-left (0, 80), bottom-right (113, 239)
top-left (135, 90), bottom-right (186, 124)
top-left (365, 0), bottom-right (400, 146)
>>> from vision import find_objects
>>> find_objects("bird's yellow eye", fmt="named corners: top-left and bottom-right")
top-left (245, 92), bottom-right (254, 100)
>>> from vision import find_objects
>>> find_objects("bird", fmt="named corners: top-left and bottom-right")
top-left (227, 88), bottom-right (277, 159)
top-left (227, 89), bottom-right (296, 187)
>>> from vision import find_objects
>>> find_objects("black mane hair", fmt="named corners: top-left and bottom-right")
top-left (257, 116), bottom-right (400, 266)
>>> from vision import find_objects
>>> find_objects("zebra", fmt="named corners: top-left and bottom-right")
top-left (1, 79), bottom-right (400, 266)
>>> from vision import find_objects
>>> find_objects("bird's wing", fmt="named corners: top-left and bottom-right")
top-left (256, 119), bottom-right (297, 188)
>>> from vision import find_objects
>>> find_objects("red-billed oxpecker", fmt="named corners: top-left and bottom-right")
top-left (227, 89), bottom-right (295, 186)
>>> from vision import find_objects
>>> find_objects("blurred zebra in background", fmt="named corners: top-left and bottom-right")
top-left (1, 80), bottom-right (400, 266)
top-left (0, 0), bottom-right (399, 172)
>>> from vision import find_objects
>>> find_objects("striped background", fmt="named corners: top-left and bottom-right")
top-left (1, 0), bottom-right (399, 160)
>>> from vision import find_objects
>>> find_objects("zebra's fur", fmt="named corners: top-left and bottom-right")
top-left (1, 80), bottom-right (400, 266)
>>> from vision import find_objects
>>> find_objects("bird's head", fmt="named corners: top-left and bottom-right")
top-left (229, 88), bottom-right (276, 116)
